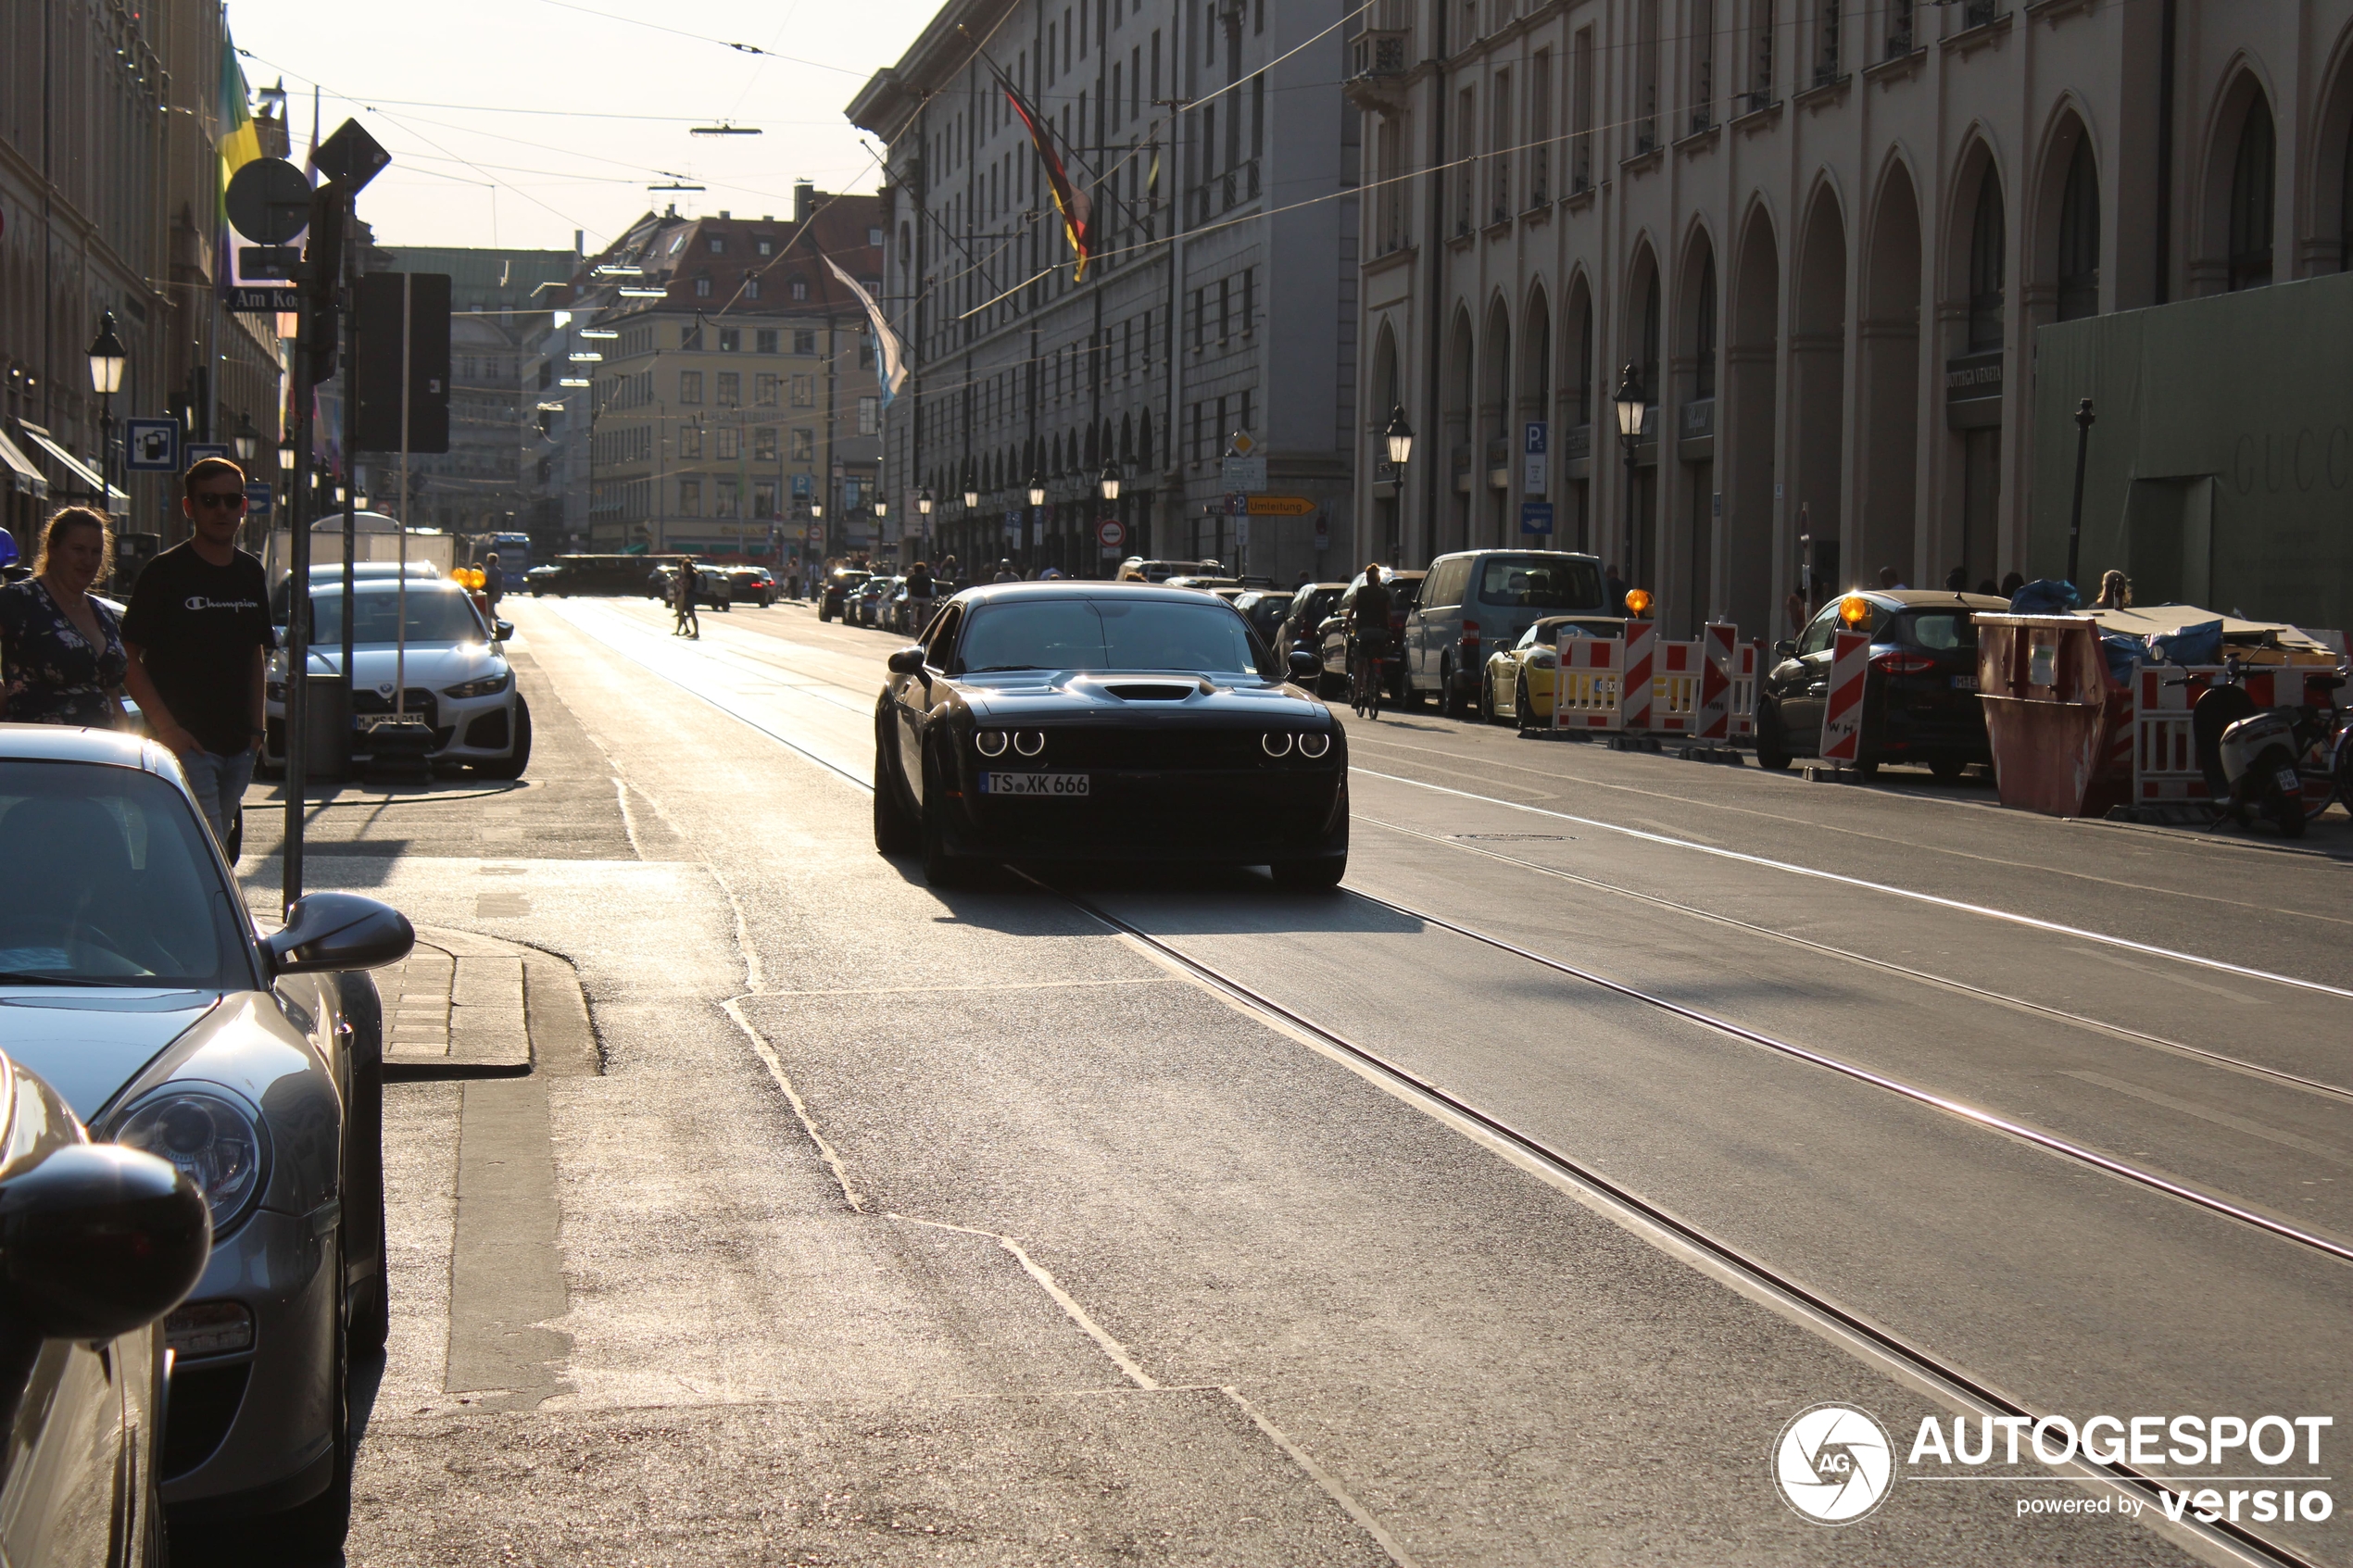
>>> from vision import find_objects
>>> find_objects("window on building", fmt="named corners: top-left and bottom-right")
top-left (680, 370), bottom-right (704, 404)
top-left (709, 235), bottom-right (726, 254)
top-left (682, 322), bottom-right (703, 349)
top-left (858, 395), bottom-right (880, 435)
top-left (745, 279), bottom-right (761, 300)
top-left (1529, 50), bottom-right (1554, 205)
top-left (1690, 0), bottom-right (1714, 131)
top-left (2056, 140), bottom-right (2101, 320)
top-left (1635, 0), bottom-right (1659, 150)
top-left (717, 428), bottom-right (741, 460)
top-left (757, 329), bottom-right (778, 353)
top-left (717, 478), bottom-right (739, 517)
top-left (694, 275), bottom-right (713, 297)
top-left (2229, 94), bottom-right (2276, 291)
top-left (790, 427), bottom-right (815, 460)
top-left (1694, 253), bottom-right (1718, 398)
top-left (754, 427), bottom-right (778, 459)
top-left (679, 479), bottom-right (701, 516)
top-left (755, 481), bottom-right (778, 519)
top-left (1572, 28), bottom-right (1595, 189)
top-left (858, 338), bottom-right (876, 369)
top-left (1968, 171), bottom-right (2006, 351)
top-left (1813, 0), bottom-right (1839, 86)
top-left (680, 425), bottom-right (703, 458)
top-left (868, 227), bottom-right (884, 245)
top-left (757, 237), bottom-right (774, 256)
top-left (717, 371), bottom-right (742, 406)
top-left (792, 329), bottom-right (817, 355)
top-left (791, 374), bottom-right (814, 407)
top-left (719, 328), bottom-right (740, 352)
top-left (789, 277), bottom-right (810, 300)
top-left (1748, 1), bottom-right (1773, 107)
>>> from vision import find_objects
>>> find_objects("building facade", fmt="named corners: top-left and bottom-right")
top-left (573, 189), bottom-right (885, 569)
top-left (849, 0), bottom-right (1360, 582)
top-left (1, 1), bottom-right (283, 558)
top-left (1349, 0), bottom-right (2353, 641)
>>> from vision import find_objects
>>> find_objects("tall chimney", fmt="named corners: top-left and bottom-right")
top-left (793, 181), bottom-right (815, 223)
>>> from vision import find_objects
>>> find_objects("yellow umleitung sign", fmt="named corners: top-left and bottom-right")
top-left (1246, 495), bottom-right (1316, 517)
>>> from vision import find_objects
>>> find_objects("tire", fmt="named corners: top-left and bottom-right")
top-left (2261, 749), bottom-right (2307, 837)
top-left (1516, 675), bottom-right (1541, 734)
top-left (1271, 856), bottom-right (1346, 891)
top-left (1754, 702), bottom-right (1793, 771)
top-left (474, 696), bottom-right (532, 780)
top-left (1929, 756), bottom-right (1969, 781)
top-left (1400, 676), bottom-right (1428, 711)
top-left (1852, 759), bottom-right (1880, 780)
top-left (919, 747), bottom-right (968, 887)
top-left (1478, 668), bottom-right (1499, 724)
top-left (873, 718), bottom-right (920, 855)
top-left (1438, 658), bottom-right (1463, 719)
top-left (270, 1231), bottom-right (351, 1554)
top-left (336, 972), bottom-right (390, 1356)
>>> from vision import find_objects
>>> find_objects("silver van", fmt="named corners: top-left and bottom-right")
top-left (1405, 549), bottom-right (1608, 714)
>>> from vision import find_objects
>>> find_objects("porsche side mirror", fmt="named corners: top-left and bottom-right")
top-left (887, 646), bottom-right (927, 675)
top-left (493, 619), bottom-right (514, 642)
top-left (0, 1144), bottom-right (209, 1340)
top-left (268, 893), bottom-right (416, 975)
top-left (1288, 650), bottom-right (1320, 682)
top-left (1774, 640), bottom-right (1796, 658)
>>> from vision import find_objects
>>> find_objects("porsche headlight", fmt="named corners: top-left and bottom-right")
top-left (114, 1089), bottom-right (267, 1233)
top-left (442, 670), bottom-right (513, 699)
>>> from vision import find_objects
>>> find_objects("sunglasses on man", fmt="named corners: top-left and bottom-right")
top-left (191, 491), bottom-right (249, 511)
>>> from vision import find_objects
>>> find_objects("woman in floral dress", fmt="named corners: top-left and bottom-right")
top-left (0, 507), bottom-right (128, 729)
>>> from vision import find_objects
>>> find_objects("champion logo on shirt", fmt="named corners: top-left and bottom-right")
top-left (182, 596), bottom-right (261, 611)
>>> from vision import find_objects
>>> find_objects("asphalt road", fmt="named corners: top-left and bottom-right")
top-left (240, 592), bottom-right (2350, 1567)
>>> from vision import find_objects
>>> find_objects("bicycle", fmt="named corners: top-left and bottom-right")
top-left (1349, 634), bottom-right (1388, 720)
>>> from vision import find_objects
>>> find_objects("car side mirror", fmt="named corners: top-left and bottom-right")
top-left (493, 619), bottom-right (514, 642)
top-left (268, 893), bottom-right (416, 975)
top-left (887, 646), bottom-right (927, 675)
top-left (0, 1144), bottom-right (209, 1339)
top-left (1774, 640), bottom-right (1795, 658)
top-left (1287, 649), bottom-right (1320, 682)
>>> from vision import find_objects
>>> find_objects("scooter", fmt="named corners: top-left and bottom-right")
top-left (2189, 658), bottom-right (2347, 838)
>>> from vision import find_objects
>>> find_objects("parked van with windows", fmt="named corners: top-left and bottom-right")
top-left (1405, 550), bottom-right (1608, 715)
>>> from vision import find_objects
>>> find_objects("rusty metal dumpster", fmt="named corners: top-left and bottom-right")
top-left (1973, 614), bottom-right (2133, 817)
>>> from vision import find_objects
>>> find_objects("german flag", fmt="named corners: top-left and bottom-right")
top-left (999, 71), bottom-right (1093, 281)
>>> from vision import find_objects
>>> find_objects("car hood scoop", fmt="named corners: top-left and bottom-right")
top-left (1101, 682), bottom-right (1204, 701)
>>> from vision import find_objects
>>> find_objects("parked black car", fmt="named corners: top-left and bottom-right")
top-left (819, 570), bottom-right (870, 622)
top-left (1755, 590), bottom-right (2010, 776)
top-left (872, 583), bottom-right (1348, 888)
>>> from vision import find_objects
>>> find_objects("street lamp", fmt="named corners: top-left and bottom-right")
top-left (278, 435), bottom-right (296, 474)
top-left (1099, 461), bottom-right (1121, 502)
top-left (916, 486), bottom-right (935, 517)
top-left (1026, 471), bottom-right (1046, 508)
top-left (962, 471), bottom-right (979, 510)
top-left (1613, 363), bottom-right (1645, 609)
top-left (232, 413), bottom-right (261, 466)
top-left (87, 311), bottom-right (127, 509)
top-left (1384, 405), bottom-right (1415, 468)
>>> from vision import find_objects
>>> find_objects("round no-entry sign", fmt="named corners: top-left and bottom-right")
top-left (1096, 517), bottom-right (1126, 548)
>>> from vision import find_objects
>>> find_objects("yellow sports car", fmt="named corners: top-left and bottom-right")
top-left (1481, 616), bottom-right (1627, 729)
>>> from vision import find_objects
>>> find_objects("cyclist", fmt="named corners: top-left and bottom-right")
top-left (673, 555), bottom-right (700, 639)
top-left (1345, 562), bottom-right (1394, 711)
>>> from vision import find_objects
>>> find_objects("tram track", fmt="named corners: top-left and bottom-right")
top-left (1050, 879), bottom-right (2331, 1568)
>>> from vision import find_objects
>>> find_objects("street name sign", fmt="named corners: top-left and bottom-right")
top-left (1245, 495), bottom-right (1315, 517)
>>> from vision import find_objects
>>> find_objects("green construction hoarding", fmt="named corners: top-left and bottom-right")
top-left (2031, 270), bottom-right (2353, 637)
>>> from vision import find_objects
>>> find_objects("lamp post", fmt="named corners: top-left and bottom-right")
top-left (1383, 405), bottom-right (1414, 566)
top-left (86, 311), bottom-right (127, 515)
top-left (1612, 364), bottom-right (1645, 611)
top-left (2065, 397), bottom-right (2095, 590)
top-left (232, 413), bottom-right (260, 466)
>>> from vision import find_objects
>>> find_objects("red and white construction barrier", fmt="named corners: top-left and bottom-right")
top-left (1553, 634), bottom-right (1624, 731)
top-left (1818, 630), bottom-right (1871, 764)
top-left (2130, 664), bottom-right (2338, 806)
top-left (1695, 623), bottom-right (1758, 741)
top-left (1552, 620), bottom-right (1760, 742)
top-left (1620, 620), bottom-right (1656, 733)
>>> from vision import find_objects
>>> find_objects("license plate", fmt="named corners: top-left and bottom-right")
top-left (2276, 767), bottom-right (2301, 793)
top-left (981, 771), bottom-right (1089, 797)
top-left (1952, 674), bottom-right (1978, 690)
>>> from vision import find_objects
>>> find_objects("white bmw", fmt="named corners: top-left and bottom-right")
top-left (264, 576), bottom-right (530, 777)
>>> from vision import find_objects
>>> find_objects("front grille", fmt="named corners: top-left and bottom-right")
top-left (163, 1361), bottom-right (250, 1478)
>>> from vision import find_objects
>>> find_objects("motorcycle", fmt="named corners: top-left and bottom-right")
top-left (2189, 658), bottom-right (2348, 838)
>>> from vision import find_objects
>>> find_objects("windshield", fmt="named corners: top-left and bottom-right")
top-left (0, 763), bottom-right (250, 987)
top-left (958, 598), bottom-right (1266, 675)
top-left (1476, 556), bottom-right (1604, 609)
top-left (307, 585), bottom-right (488, 646)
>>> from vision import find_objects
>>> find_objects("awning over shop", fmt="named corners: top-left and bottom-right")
top-left (14, 422), bottom-right (127, 510)
top-left (0, 428), bottom-right (46, 497)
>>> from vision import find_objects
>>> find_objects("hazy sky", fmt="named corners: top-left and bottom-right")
top-left (223, 0), bottom-right (941, 255)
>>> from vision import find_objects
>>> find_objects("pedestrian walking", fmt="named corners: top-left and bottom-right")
top-left (120, 458), bottom-right (275, 845)
top-left (2093, 570), bottom-right (2132, 610)
top-left (1999, 570), bottom-right (2026, 598)
top-left (673, 556), bottom-right (700, 638)
top-left (0, 507), bottom-right (128, 730)
top-left (482, 551), bottom-right (506, 607)
top-left (1604, 564), bottom-right (1629, 613)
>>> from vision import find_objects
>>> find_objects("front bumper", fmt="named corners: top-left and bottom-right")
top-left (265, 685), bottom-right (522, 765)
top-left (160, 1207), bottom-right (338, 1513)
top-left (939, 767), bottom-right (1350, 865)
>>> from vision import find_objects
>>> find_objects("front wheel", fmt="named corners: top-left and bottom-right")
top-left (1437, 658), bottom-right (1464, 719)
top-left (1516, 674), bottom-right (1542, 734)
top-left (474, 697), bottom-right (532, 780)
top-left (874, 722), bottom-right (920, 855)
top-left (1271, 856), bottom-right (1345, 891)
top-left (1755, 702), bottom-right (1793, 771)
top-left (919, 748), bottom-right (969, 886)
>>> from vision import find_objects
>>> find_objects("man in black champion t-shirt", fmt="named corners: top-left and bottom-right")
top-left (122, 458), bottom-right (278, 847)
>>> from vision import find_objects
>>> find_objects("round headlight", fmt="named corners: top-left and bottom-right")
top-left (1262, 732), bottom-right (1294, 757)
top-left (975, 730), bottom-right (1009, 757)
top-left (1013, 730), bottom-right (1045, 757)
top-left (1297, 733), bottom-right (1331, 759)
top-left (113, 1089), bottom-right (267, 1234)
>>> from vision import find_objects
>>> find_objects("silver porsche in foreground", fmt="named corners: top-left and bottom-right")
top-left (0, 726), bottom-right (413, 1549)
